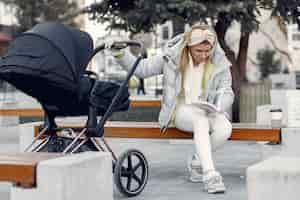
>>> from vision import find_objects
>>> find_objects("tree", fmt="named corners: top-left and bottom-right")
top-left (0, 0), bottom-right (78, 32)
top-left (88, 0), bottom-right (300, 122)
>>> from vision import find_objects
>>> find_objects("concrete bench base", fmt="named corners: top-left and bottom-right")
top-left (247, 156), bottom-right (300, 200)
top-left (10, 152), bottom-right (113, 200)
top-left (19, 122), bottom-right (37, 152)
top-left (258, 141), bottom-right (283, 160)
top-left (258, 127), bottom-right (300, 161)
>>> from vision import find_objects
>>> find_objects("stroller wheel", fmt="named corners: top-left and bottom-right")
top-left (114, 149), bottom-right (148, 197)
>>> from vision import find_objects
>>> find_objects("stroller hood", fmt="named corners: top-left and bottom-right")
top-left (26, 22), bottom-right (94, 78)
top-left (0, 22), bottom-right (94, 105)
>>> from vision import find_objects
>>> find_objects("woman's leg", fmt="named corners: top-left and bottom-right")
top-left (190, 113), bottom-right (232, 167)
top-left (208, 113), bottom-right (232, 151)
top-left (175, 104), bottom-right (226, 193)
top-left (175, 104), bottom-right (215, 172)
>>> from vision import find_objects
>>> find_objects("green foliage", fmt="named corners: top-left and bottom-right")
top-left (0, 0), bottom-right (78, 31)
top-left (271, 0), bottom-right (300, 27)
top-left (88, 0), bottom-right (300, 34)
top-left (256, 47), bottom-right (281, 79)
top-left (89, 0), bottom-right (260, 34)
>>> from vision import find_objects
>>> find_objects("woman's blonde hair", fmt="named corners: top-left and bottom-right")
top-left (178, 24), bottom-right (216, 74)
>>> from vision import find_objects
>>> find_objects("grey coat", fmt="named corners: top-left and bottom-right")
top-left (116, 35), bottom-right (234, 132)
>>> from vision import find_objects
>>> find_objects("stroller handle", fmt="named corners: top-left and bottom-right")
top-left (91, 54), bottom-right (143, 137)
top-left (91, 41), bottom-right (142, 58)
top-left (85, 40), bottom-right (144, 137)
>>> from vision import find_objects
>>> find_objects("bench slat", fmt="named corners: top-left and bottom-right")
top-left (130, 99), bottom-right (161, 107)
top-left (0, 153), bottom-right (63, 187)
top-left (34, 121), bottom-right (281, 143)
top-left (0, 108), bottom-right (44, 117)
top-left (103, 122), bottom-right (281, 142)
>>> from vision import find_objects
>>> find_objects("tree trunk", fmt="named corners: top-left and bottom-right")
top-left (237, 27), bottom-right (250, 82)
top-left (215, 20), bottom-right (250, 122)
top-left (215, 20), bottom-right (239, 122)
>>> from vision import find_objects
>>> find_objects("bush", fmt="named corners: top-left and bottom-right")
top-left (256, 47), bottom-right (281, 80)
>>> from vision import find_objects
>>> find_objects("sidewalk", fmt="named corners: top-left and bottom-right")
top-left (0, 136), bottom-right (261, 200)
top-left (110, 139), bottom-right (260, 200)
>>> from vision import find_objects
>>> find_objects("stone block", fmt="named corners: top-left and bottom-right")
top-left (10, 152), bottom-right (113, 200)
top-left (247, 156), bottom-right (300, 200)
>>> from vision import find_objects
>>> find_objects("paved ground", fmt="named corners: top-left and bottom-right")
top-left (0, 137), bottom-right (262, 200)
top-left (111, 139), bottom-right (261, 200)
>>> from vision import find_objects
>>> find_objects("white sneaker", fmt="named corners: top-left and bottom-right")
top-left (187, 154), bottom-right (203, 183)
top-left (203, 171), bottom-right (226, 194)
top-left (189, 166), bottom-right (203, 183)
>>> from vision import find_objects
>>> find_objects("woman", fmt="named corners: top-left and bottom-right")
top-left (109, 24), bottom-right (234, 194)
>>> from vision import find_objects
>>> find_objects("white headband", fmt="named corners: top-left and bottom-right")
top-left (188, 29), bottom-right (215, 47)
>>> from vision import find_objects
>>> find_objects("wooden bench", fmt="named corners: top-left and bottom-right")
top-left (34, 121), bottom-right (282, 143)
top-left (8, 121), bottom-right (280, 189)
top-left (0, 152), bottom-right (63, 188)
top-left (1, 98), bottom-right (280, 188)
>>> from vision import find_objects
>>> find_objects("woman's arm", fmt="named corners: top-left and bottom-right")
top-left (114, 48), bottom-right (164, 78)
top-left (214, 68), bottom-right (235, 112)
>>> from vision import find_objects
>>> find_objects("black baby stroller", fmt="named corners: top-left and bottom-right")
top-left (0, 22), bottom-right (148, 197)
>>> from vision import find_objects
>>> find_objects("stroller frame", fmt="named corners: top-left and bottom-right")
top-left (23, 42), bottom-right (149, 197)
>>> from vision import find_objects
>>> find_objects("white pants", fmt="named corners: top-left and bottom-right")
top-left (174, 104), bottom-right (232, 172)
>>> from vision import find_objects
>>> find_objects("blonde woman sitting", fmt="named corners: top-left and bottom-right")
top-left (108, 24), bottom-right (234, 194)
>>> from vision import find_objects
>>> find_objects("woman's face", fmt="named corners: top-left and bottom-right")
top-left (189, 41), bottom-right (212, 65)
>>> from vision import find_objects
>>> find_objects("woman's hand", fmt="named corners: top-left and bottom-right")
top-left (105, 38), bottom-right (126, 58)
